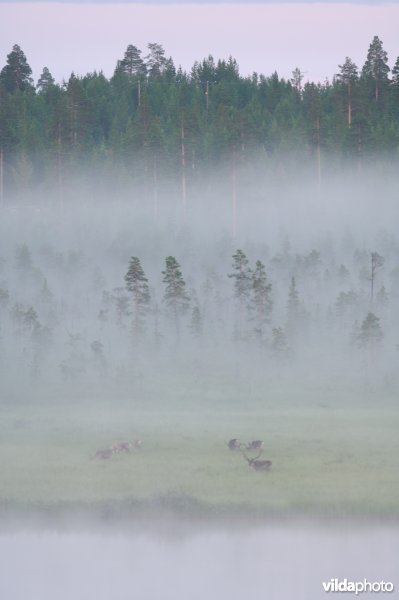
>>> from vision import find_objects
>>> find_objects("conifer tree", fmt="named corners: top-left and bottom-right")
top-left (357, 312), bottom-right (383, 350)
top-left (251, 260), bottom-right (273, 342)
top-left (392, 57), bottom-right (399, 87)
top-left (162, 256), bottom-right (190, 336)
top-left (0, 44), bottom-right (33, 92)
top-left (123, 45), bottom-right (146, 77)
top-left (189, 305), bottom-right (203, 338)
top-left (37, 67), bottom-right (55, 93)
top-left (362, 36), bottom-right (390, 102)
top-left (271, 327), bottom-right (291, 360)
top-left (370, 252), bottom-right (384, 304)
top-left (125, 256), bottom-right (151, 335)
top-left (228, 249), bottom-right (252, 337)
top-left (145, 43), bottom-right (167, 78)
top-left (337, 57), bottom-right (358, 126)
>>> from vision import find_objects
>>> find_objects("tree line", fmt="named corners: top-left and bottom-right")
top-left (0, 36), bottom-right (399, 202)
top-left (0, 237), bottom-right (391, 388)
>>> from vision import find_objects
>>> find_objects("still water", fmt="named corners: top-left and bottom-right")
top-left (0, 521), bottom-right (397, 600)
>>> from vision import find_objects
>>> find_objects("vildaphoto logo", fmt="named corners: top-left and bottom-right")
top-left (322, 579), bottom-right (394, 595)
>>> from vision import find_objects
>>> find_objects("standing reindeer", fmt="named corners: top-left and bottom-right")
top-left (227, 438), bottom-right (241, 451)
top-left (246, 440), bottom-right (264, 452)
top-left (240, 448), bottom-right (272, 471)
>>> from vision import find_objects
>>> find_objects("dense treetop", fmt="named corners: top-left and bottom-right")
top-left (0, 37), bottom-right (398, 200)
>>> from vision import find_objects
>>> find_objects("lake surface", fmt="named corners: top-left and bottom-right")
top-left (0, 521), bottom-right (397, 599)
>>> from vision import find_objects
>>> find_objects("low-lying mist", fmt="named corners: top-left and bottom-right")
top-left (0, 160), bottom-right (398, 400)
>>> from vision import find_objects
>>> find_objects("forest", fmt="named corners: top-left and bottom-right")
top-left (0, 34), bottom-right (398, 394)
top-left (0, 35), bottom-right (399, 203)
top-left (0, 33), bottom-right (398, 521)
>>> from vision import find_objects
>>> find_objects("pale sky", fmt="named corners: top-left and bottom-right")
top-left (0, 2), bottom-right (398, 84)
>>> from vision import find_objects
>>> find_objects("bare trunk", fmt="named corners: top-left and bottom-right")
top-left (153, 156), bottom-right (158, 220)
top-left (181, 123), bottom-right (186, 222)
top-left (232, 157), bottom-right (237, 239)
top-left (316, 117), bottom-right (321, 191)
top-left (348, 82), bottom-right (352, 127)
top-left (57, 123), bottom-right (63, 210)
top-left (0, 146), bottom-right (3, 205)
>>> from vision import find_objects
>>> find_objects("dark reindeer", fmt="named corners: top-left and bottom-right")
top-left (240, 448), bottom-right (272, 472)
top-left (246, 440), bottom-right (264, 452)
top-left (227, 438), bottom-right (241, 451)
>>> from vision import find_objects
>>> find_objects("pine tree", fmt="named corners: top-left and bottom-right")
top-left (162, 256), bottom-right (190, 336)
top-left (286, 275), bottom-right (306, 340)
top-left (15, 243), bottom-right (32, 271)
top-left (370, 252), bottom-right (384, 304)
top-left (189, 305), bottom-right (203, 338)
top-left (358, 312), bottom-right (383, 349)
top-left (145, 43), bottom-right (167, 78)
top-left (118, 45), bottom-right (146, 78)
top-left (362, 36), bottom-right (390, 102)
top-left (251, 260), bottom-right (272, 341)
top-left (228, 249), bottom-right (252, 305)
top-left (228, 249), bottom-right (252, 336)
top-left (337, 57), bottom-right (358, 126)
top-left (125, 256), bottom-right (151, 336)
top-left (0, 44), bottom-right (33, 92)
top-left (392, 57), bottom-right (399, 87)
top-left (287, 276), bottom-right (300, 321)
top-left (271, 327), bottom-right (291, 360)
top-left (37, 67), bottom-right (55, 93)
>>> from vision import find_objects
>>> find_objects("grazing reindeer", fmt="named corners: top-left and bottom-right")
top-left (246, 440), bottom-right (264, 452)
top-left (92, 448), bottom-right (114, 460)
top-left (110, 441), bottom-right (132, 453)
top-left (227, 438), bottom-right (241, 451)
top-left (240, 448), bottom-right (272, 472)
top-left (111, 439), bottom-right (143, 453)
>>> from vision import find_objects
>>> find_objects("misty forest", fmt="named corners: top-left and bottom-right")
top-left (0, 35), bottom-right (399, 524)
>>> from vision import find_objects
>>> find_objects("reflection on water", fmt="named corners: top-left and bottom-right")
top-left (0, 522), bottom-right (397, 600)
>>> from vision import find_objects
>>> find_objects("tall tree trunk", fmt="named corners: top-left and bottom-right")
top-left (232, 159), bottom-right (237, 239)
top-left (316, 117), bottom-right (321, 190)
top-left (0, 146), bottom-right (4, 205)
top-left (181, 123), bottom-right (186, 222)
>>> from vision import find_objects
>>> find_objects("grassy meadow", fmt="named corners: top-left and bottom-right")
top-left (1, 372), bottom-right (398, 519)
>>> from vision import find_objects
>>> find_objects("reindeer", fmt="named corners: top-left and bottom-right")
top-left (92, 448), bottom-right (114, 460)
top-left (240, 448), bottom-right (272, 472)
top-left (246, 440), bottom-right (264, 452)
top-left (227, 438), bottom-right (241, 451)
top-left (110, 441), bottom-right (132, 453)
top-left (111, 439), bottom-right (143, 453)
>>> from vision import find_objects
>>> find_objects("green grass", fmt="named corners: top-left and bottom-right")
top-left (1, 382), bottom-right (399, 518)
